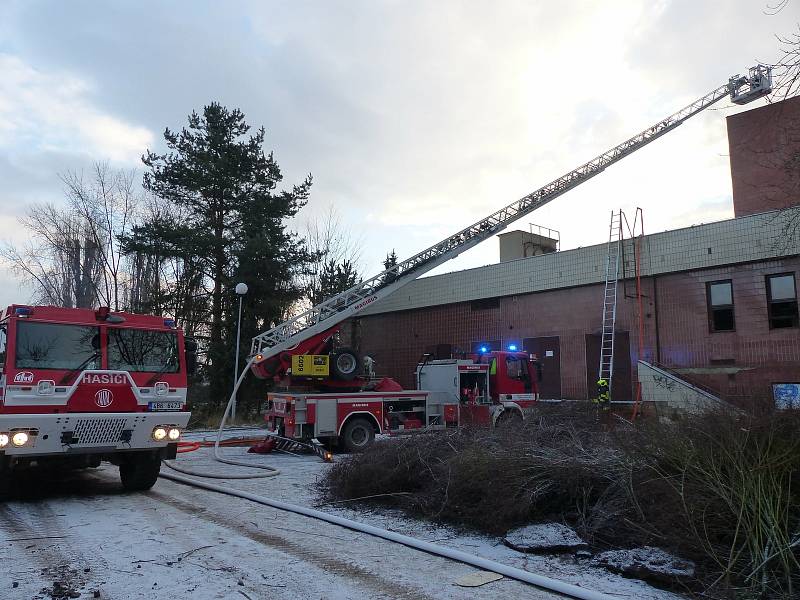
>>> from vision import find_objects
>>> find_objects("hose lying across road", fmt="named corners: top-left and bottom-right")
top-left (161, 470), bottom-right (617, 600)
top-left (163, 358), bottom-right (617, 600)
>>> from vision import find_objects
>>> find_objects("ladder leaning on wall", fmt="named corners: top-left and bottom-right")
top-left (598, 210), bottom-right (624, 398)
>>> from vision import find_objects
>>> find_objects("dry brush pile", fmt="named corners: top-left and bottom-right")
top-left (322, 404), bottom-right (800, 598)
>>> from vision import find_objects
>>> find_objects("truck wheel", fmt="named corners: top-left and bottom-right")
top-left (341, 418), bottom-right (375, 452)
top-left (331, 348), bottom-right (361, 381)
top-left (119, 455), bottom-right (161, 491)
top-left (0, 459), bottom-right (12, 500)
top-left (495, 408), bottom-right (523, 428)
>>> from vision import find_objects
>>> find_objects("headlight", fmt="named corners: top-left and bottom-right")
top-left (152, 427), bottom-right (168, 441)
top-left (167, 428), bottom-right (181, 441)
top-left (11, 431), bottom-right (29, 447)
top-left (0, 433), bottom-right (8, 448)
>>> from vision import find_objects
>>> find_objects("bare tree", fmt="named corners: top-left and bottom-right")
top-left (299, 204), bottom-right (363, 307)
top-left (2, 203), bottom-right (102, 308)
top-left (2, 163), bottom-right (140, 310)
top-left (765, 25), bottom-right (800, 101)
top-left (62, 163), bottom-right (140, 310)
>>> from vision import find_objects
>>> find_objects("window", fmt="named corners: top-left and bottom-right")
top-left (108, 328), bottom-right (178, 373)
top-left (471, 298), bottom-right (500, 311)
top-left (767, 273), bottom-right (798, 329)
top-left (505, 355), bottom-right (526, 379)
top-left (15, 322), bottom-right (100, 370)
top-left (0, 324), bottom-right (6, 371)
top-left (707, 280), bottom-right (734, 332)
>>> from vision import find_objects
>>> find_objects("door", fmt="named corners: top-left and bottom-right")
top-left (585, 333), bottom-right (632, 401)
top-left (315, 399), bottom-right (338, 437)
top-left (523, 336), bottom-right (561, 399)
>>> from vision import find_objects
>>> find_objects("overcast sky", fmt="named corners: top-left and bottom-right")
top-left (0, 1), bottom-right (797, 311)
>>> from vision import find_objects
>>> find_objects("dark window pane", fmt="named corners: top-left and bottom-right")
top-left (108, 328), bottom-right (178, 373)
top-left (471, 298), bottom-right (500, 311)
top-left (771, 301), bottom-right (798, 318)
top-left (709, 282), bottom-right (732, 306)
top-left (712, 308), bottom-right (735, 331)
top-left (769, 300), bottom-right (799, 328)
top-left (768, 275), bottom-right (796, 301)
top-left (15, 322), bottom-right (99, 370)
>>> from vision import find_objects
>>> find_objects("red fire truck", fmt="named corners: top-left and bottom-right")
top-left (263, 346), bottom-right (539, 452)
top-left (0, 304), bottom-right (194, 492)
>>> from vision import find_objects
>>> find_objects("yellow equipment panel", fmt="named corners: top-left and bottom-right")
top-left (291, 354), bottom-right (330, 377)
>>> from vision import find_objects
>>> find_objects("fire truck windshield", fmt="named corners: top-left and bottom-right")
top-left (15, 321), bottom-right (100, 371)
top-left (108, 328), bottom-right (178, 373)
top-left (0, 324), bottom-right (6, 370)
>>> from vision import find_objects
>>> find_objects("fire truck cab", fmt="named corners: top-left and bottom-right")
top-left (0, 305), bottom-right (193, 493)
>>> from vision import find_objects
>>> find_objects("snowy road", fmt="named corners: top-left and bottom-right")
top-left (1, 437), bottom-right (685, 600)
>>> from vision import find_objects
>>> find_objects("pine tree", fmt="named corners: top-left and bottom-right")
top-left (382, 249), bottom-right (399, 285)
top-left (313, 258), bottom-right (360, 305)
top-left (139, 102), bottom-right (312, 404)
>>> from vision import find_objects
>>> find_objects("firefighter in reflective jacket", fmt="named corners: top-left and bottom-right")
top-left (594, 378), bottom-right (610, 408)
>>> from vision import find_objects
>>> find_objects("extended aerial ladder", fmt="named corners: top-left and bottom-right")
top-left (250, 65), bottom-right (772, 373)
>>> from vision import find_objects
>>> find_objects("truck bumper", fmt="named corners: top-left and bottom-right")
top-left (0, 412), bottom-right (191, 457)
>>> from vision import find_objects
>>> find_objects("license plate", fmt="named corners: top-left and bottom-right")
top-left (148, 401), bottom-right (183, 411)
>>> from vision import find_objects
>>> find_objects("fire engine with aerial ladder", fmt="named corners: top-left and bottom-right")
top-left (251, 65), bottom-right (773, 452)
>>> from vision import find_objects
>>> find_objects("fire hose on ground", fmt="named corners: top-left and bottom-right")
top-left (163, 357), bottom-right (283, 479)
top-left (160, 469), bottom-right (617, 600)
top-left (159, 357), bottom-right (619, 600)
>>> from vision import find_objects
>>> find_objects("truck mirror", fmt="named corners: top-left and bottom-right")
top-left (185, 338), bottom-right (198, 375)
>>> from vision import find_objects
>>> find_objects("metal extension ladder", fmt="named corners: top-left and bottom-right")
top-left (598, 210), bottom-right (623, 397)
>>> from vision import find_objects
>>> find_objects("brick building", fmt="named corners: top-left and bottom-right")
top-left (728, 95), bottom-right (800, 217)
top-left (350, 96), bottom-right (800, 410)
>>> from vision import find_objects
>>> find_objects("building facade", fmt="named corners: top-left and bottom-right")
top-left (349, 97), bottom-right (800, 411)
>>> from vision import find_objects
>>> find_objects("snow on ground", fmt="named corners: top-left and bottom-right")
top-left (0, 429), bottom-right (687, 600)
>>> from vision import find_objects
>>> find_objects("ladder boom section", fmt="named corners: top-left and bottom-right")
top-left (250, 65), bottom-right (771, 364)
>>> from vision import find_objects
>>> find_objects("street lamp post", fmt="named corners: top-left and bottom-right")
top-left (232, 282), bottom-right (248, 420)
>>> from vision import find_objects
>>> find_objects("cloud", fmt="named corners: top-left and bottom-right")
top-left (0, 0), bottom-right (794, 288)
top-left (0, 54), bottom-right (153, 165)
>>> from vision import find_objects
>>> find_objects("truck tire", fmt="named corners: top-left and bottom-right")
top-left (0, 459), bottom-right (12, 500)
top-left (331, 348), bottom-right (361, 381)
top-left (341, 418), bottom-right (375, 452)
top-left (119, 454), bottom-right (161, 491)
top-left (495, 408), bottom-right (523, 428)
